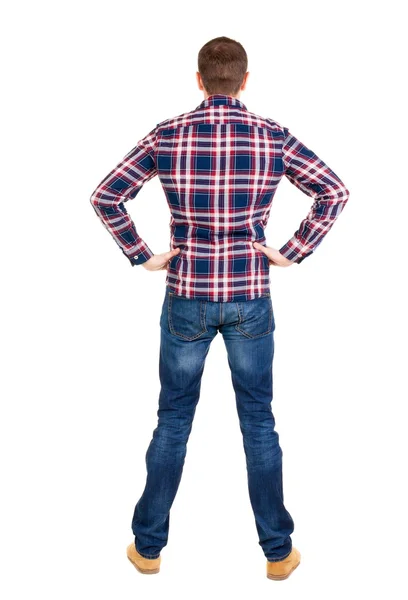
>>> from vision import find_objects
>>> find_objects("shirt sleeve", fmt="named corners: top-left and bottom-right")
top-left (278, 127), bottom-right (350, 264)
top-left (90, 125), bottom-right (158, 266)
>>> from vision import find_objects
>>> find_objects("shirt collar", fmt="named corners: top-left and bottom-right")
top-left (196, 94), bottom-right (247, 111)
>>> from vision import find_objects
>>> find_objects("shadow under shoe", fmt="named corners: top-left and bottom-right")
top-left (266, 547), bottom-right (301, 580)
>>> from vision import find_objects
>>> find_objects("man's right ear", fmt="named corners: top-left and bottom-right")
top-left (241, 71), bottom-right (250, 91)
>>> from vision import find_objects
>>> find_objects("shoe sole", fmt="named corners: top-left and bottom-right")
top-left (267, 560), bottom-right (300, 580)
top-left (127, 556), bottom-right (160, 574)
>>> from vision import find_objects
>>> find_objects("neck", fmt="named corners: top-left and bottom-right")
top-left (204, 92), bottom-right (240, 100)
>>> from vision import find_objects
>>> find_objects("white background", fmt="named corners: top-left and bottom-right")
top-left (1, 0), bottom-right (407, 598)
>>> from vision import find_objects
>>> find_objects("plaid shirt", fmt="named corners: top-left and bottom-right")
top-left (90, 94), bottom-right (349, 302)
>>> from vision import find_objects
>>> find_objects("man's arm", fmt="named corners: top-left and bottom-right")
top-left (89, 125), bottom-right (158, 266)
top-left (278, 127), bottom-right (350, 264)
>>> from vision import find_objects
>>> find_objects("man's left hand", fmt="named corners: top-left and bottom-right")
top-left (142, 248), bottom-right (181, 271)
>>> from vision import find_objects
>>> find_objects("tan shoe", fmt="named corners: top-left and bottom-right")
top-left (126, 541), bottom-right (161, 574)
top-left (266, 547), bottom-right (301, 580)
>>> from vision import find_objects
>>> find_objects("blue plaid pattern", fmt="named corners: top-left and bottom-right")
top-left (90, 94), bottom-right (349, 301)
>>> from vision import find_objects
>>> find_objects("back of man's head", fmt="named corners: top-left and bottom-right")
top-left (197, 36), bottom-right (248, 96)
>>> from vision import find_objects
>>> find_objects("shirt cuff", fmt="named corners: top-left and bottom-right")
top-left (122, 245), bottom-right (154, 266)
top-left (279, 238), bottom-right (314, 264)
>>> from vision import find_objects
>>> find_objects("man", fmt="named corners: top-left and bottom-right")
top-left (90, 36), bottom-right (349, 580)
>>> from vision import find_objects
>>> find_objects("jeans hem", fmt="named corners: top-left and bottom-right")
top-left (266, 548), bottom-right (293, 562)
top-left (135, 545), bottom-right (161, 559)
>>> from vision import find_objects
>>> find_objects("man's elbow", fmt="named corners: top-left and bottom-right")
top-left (90, 190), bottom-right (100, 208)
top-left (342, 184), bottom-right (350, 202)
top-left (338, 183), bottom-right (350, 204)
top-left (336, 183), bottom-right (350, 212)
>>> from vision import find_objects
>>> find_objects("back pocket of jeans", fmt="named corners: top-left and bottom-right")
top-left (235, 296), bottom-right (274, 338)
top-left (168, 292), bottom-right (207, 340)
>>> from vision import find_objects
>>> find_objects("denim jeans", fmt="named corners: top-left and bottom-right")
top-left (131, 285), bottom-right (294, 562)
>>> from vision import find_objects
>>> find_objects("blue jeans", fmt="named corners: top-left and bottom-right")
top-left (131, 285), bottom-right (294, 562)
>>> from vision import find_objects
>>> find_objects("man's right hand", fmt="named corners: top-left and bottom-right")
top-left (253, 242), bottom-right (296, 267)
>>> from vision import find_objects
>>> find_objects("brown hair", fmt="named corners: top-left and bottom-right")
top-left (197, 36), bottom-right (248, 96)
